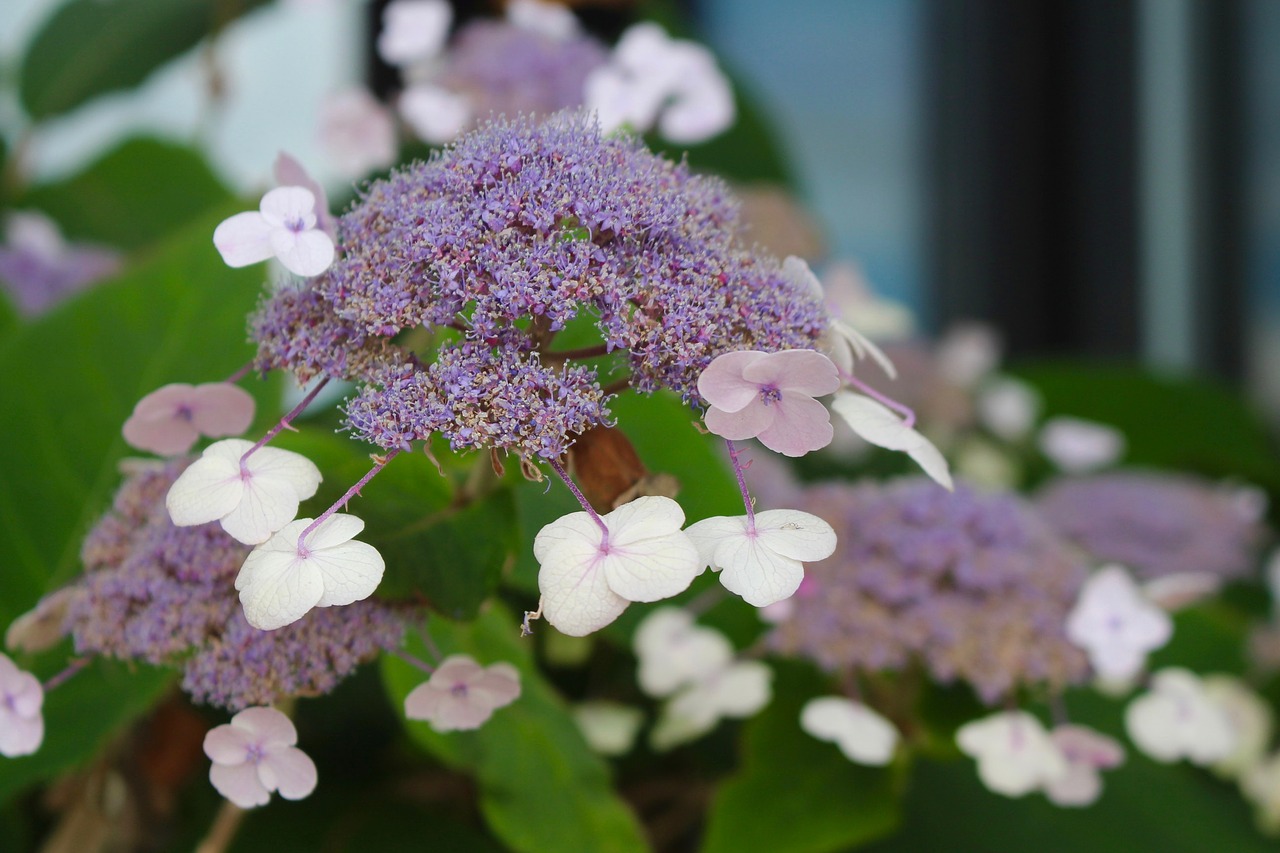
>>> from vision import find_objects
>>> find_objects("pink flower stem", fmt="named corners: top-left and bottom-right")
top-left (43, 657), bottom-right (89, 692)
top-left (297, 448), bottom-right (401, 549)
top-left (394, 648), bottom-right (436, 675)
top-left (724, 440), bottom-right (756, 528)
top-left (841, 371), bottom-right (916, 429)
top-left (224, 361), bottom-right (254, 384)
top-left (240, 377), bottom-right (331, 466)
top-left (547, 457), bottom-right (609, 542)
top-left (416, 620), bottom-right (444, 663)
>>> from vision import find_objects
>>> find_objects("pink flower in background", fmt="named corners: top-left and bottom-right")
top-left (404, 655), bottom-right (521, 731)
top-left (698, 349), bottom-right (840, 457)
top-left (122, 382), bottom-right (256, 455)
top-left (203, 707), bottom-right (317, 808)
top-left (317, 88), bottom-right (398, 179)
top-left (0, 653), bottom-right (43, 758)
top-left (213, 187), bottom-right (335, 277)
top-left (0, 211), bottom-right (121, 316)
top-left (1045, 725), bottom-right (1125, 807)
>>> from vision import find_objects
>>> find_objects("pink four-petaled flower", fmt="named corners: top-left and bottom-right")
top-left (0, 652), bottom-right (43, 758)
top-left (203, 706), bottom-right (317, 808)
top-left (404, 655), bottom-right (521, 731)
top-left (697, 349), bottom-right (840, 457)
top-left (122, 382), bottom-right (256, 456)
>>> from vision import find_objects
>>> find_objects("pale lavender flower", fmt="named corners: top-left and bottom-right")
top-left (204, 706), bottom-right (317, 807)
top-left (0, 652), bottom-right (43, 758)
top-left (0, 211), bottom-right (121, 315)
top-left (404, 655), bottom-right (521, 731)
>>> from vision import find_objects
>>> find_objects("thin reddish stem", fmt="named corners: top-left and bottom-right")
top-left (42, 658), bottom-right (89, 692)
top-left (297, 448), bottom-right (400, 549)
top-left (842, 372), bottom-right (916, 429)
top-left (548, 457), bottom-right (609, 541)
top-left (724, 439), bottom-right (756, 529)
top-left (224, 361), bottom-right (253, 384)
top-left (240, 377), bottom-right (330, 466)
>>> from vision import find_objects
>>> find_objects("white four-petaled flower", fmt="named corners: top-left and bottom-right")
top-left (1038, 416), bottom-right (1125, 473)
top-left (166, 439), bottom-right (322, 546)
top-left (800, 696), bottom-right (899, 766)
top-left (1124, 668), bottom-right (1236, 765)
top-left (122, 382), bottom-right (256, 456)
top-left (317, 87), bottom-right (399, 179)
top-left (685, 509), bottom-right (836, 607)
top-left (399, 84), bottom-right (473, 145)
top-left (235, 514), bottom-right (385, 631)
top-left (829, 391), bottom-right (954, 490)
top-left (632, 607), bottom-right (734, 698)
top-left (377, 0), bottom-right (452, 67)
top-left (650, 660), bottom-right (772, 751)
top-left (698, 349), bottom-right (841, 458)
top-left (213, 187), bottom-right (335, 278)
top-left (404, 654), bottom-right (521, 731)
top-left (534, 496), bottom-right (702, 637)
top-left (0, 653), bottom-right (43, 758)
top-left (203, 706), bottom-right (317, 808)
top-left (1065, 565), bottom-right (1172, 683)
top-left (956, 711), bottom-right (1067, 798)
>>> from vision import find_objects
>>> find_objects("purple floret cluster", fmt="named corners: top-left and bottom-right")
top-left (437, 19), bottom-right (608, 123)
top-left (67, 459), bottom-right (405, 710)
top-left (252, 111), bottom-right (826, 461)
top-left (768, 479), bottom-right (1090, 704)
top-left (1036, 471), bottom-right (1267, 582)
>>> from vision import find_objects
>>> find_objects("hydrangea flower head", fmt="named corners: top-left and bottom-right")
top-left (1065, 565), bottom-right (1172, 682)
top-left (404, 654), bottom-right (521, 731)
top-left (203, 706), bottom-right (317, 807)
top-left (0, 652), bottom-right (43, 758)
top-left (122, 382), bottom-right (256, 456)
top-left (698, 349), bottom-right (840, 457)
top-left (213, 187), bottom-right (335, 277)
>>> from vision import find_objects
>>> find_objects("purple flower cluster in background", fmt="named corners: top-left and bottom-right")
top-left (1036, 471), bottom-right (1267, 582)
top-left (768, 479), bottom-right (1090, 704)
top-left (68, 460), bottom-right (404, 709)
top-left (251, 112), bottom-right (827, 461)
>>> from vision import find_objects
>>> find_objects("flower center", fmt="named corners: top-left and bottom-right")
top-left (284, 216), bottom-right (307, 234)
top-left (174, 404), bottom-right (194, 422)
top-left (246, 743), bottom-right (266, 764)
top-left (758, 385), bottom-right (782, 406)
top-left (450, 682), bottom-right (469, 698)
top-left (1, 692), bottom-right (15, 713)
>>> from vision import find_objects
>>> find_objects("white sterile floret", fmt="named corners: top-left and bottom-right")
top-left (650, 660), bottom-right (772, 751)
top-left (506, 0), bottom-right (579, 39)
top-left (829, 392), bottom-right (954, 490)
top-left (317, 87), bottom-right (398, 178)
top-left (166, 439), bottom-right (322, 546)
top-left (534, 496), bottom-right (702, 637)
top-left (377, 0), bottom-right (452, 66)
top-left (632, 607), bottom-right (733, 698)
top-left (404, 655), bottom-right (521, 731)
top-left (956, 711), bottom-right (1067, 798)
top-left (6, 587), bottom-right (79, 655)
top-left (213, 187), bottom-right (335, 277)
top-left (400, 84), bottom-right (473, 145)
top-left (1044, 724), bottom-right (1124, 808)
top-left (1203, 675), bottom-right (1273, 779)
top-left (1124, 668), bottom-right (1236, 765)
top-left (1065, 565), bottom-right (1172, 682)
top-left (779, 257), bottom-right (897, 379)
top-left (235, 514), bottom-right (384, 631)
top-left (800, 697), bottom-right (899, 766)
top-left (0, 652), bottom-right (44, 758)
top-left (1038, 416), bottom-right (1126, 473)
top-left (976, 377), bottom-right (1041, 442)
top-left (203, 707), bottom-right (317, 808)
top-left (685, 509), bottom-right (836, 608)
top-left (572, 701), bottom-right (645, 756)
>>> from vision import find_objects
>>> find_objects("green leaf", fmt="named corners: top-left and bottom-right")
top-left (0, 660), bottom-right (173, 805)
top-left (17, 138), bottom-right (232, 250)
top-left (19, 0), bottom-right (268, 120)
top-left (382, 608), bottom-right (649, 853)
top-left (702, 661), bottom-right (902, 853)
top-left (0, 206), bottom-right (272, 630)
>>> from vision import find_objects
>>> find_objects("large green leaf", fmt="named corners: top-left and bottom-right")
top-left (0, 659), bottom-right (173, 805)
top-left (17, 138), bottom-right (232, 250)
top-left (702, 661), bottom-right (902, 853)
top-left (0, 207), bottom-right (271, 630)
top-left (382, 608), bottom-right (650, 853)
top-left (19, 0), bottom-right (268, 120)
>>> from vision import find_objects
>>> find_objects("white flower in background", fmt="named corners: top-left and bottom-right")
top-left (632, 607), bottom-right (733, 698)
top-left (1065, 565), bottom-right (1172, 682)
top-left (685, 509), bottom-right (836, 607)
top-left (0, 653), bottom-right (43, 758)
top-left (573, 701), bottom-right (644, 756)
top-left (122, 382), bottom-right (256, 456)
top-left (534, 496), bottom-right (702, 636)
top-left (273, 153), bottom-right (335, 238)
top-left (779, 257), bottom-right (897, 379)
top-left (213, 187), bottom-right (336, 277)
top-left (1203, 675), bottom-right (1273, 779)
top-left (203, 707), bottom-right (317, 808)
top-left (830, 392), bottom-right (954, 490)
top-left (1044, 725), bottom-right (1125, 808)
top-left (584, 22), bottom-right (734, 144)
top-left (399, 84), bottom-right (473, 145)
top-left (404, 655), bottom-right (521, 731)
top-left (976, 377), bottom-right (1041, 442)
top-left (1125, 668), bottom-right (1236, 765)
top-left (935, 323), bottom-right (1001, 389)
top-left (800, 697), bottom-right (899, 766)
top-left (1038, 416), bottom-right (1125, 473)
top-left (5, 588), bottom-right (80, 655)
top-left (1243, 752), bottom-right (1280, 834)
top-left (317, 87), bottom-right (398, 179)
top-left (956, 711), bottom-right (1067, 798)
top-left (506, 0), bottom-right (579, 40)
top-left (650, 660), bottom-right (772, 751)
top-left (235, 514), bottom-right (385, 631)
top-left (377, 0), bottom-right (452, 67)
top-left (166, 439), bottom-right (322, 546)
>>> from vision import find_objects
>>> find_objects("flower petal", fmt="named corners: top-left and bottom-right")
top-left (537, 539), bottom-right (629, 637)
top-left (270, 228), bottom-right (335, 278)
top-left (741, 350), bottom-right (840, 397)
top-left (752, 509), bottom-right (837, 562)
top-left (165, 453), bottom-right (243, 527)
top-left (189, 383), bottom-right (256, 438)
top-left (830, 392), bottom-right (953, 489)
top-left (800, 697), bottom-right (898, 766)
top-left (219, 475), bottom-right (304, 546)
top-left (203, 724), bottom-right (254, 765)
top-left (754, 391), bottom-right (833, 456)
top-left (210, 762), bottom-right (271, 808)
top-left (259, 187), bottom-right (317, 230)
top-left (600, 531), bottom-right (701, 603)
top-left (260, 745), bottom-right (317, 800)
top-left (232, 706), bottom-right (298, 746)
top-left (213, 212), bottom-right (275, 268)
top-left (236, 550), bottom-right (326, 630)
top-left (697, 350), bottom-right (767, 412)
top-left (704, 401), bottom-right (775, 441)
top-left (311, 540), bottom-right (385, 608)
